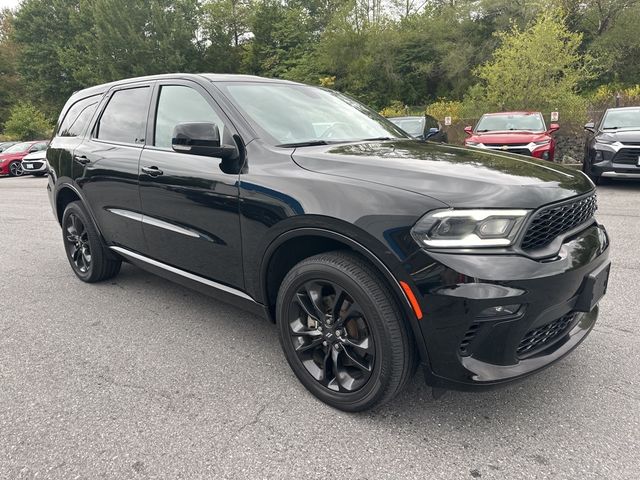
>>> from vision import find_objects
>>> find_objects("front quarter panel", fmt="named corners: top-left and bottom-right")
top-left (239, 143), bottom-right (447, 302)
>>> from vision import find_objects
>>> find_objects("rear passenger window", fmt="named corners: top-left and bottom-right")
top-left (154, 85), bottom-right (225, 150)
top-left (58, 95), bottom-right (100, 137)
top-left (96, 87), bottom-right (151, 144)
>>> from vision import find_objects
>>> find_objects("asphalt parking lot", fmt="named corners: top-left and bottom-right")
top-left (1, 175), bottom-right (639, 479)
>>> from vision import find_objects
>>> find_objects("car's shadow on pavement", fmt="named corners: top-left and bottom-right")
top-left (109, 261), bottom-right (589, 430)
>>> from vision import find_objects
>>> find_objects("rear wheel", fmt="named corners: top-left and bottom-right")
top-left (62, 201), bottom-right (121, 282)
top-left (8, 161), bottom-right (23, 177)
top-left (276, 251), bottom-right (416, 411)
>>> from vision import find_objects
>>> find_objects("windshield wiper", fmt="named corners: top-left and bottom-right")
top-left (602, 126), bottom-right (620, 130)
top-left (276, 140), bottom-right (330, 148)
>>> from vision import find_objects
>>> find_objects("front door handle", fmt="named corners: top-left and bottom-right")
top-left (74, 155), bottom-right (90, 165)
top-left (141, 165), bottom-right (163, 176)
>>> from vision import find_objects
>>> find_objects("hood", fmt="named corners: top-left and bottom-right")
top-left (292, 140), bottom-right (593, 209)
top-left (595, 129), bottom-right (640, 143)
top-left (22, 150), bottom-right (47, 161)
top-left (0, 152), bottom-right (25, 162)
top-left (468, 131), bottom-right (550, 145)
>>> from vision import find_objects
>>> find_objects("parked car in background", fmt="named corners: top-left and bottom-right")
top-left (583, 106), bottom-right (640, 184)
top-left (464, 112), bottom-right (559, 161)
top-left (21, 149), bottom-right (49, 176)
top-left (0, 141), bottom-right (19, 152)
top-left (388, 114), bottom-right (448, 142)
top-left (48, 74), bottom-right (608, 411)
top-left (0, 140), bottom-right (49, 176)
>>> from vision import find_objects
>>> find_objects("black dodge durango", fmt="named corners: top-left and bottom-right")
top-left (47, 74), bottom-right (610, 411)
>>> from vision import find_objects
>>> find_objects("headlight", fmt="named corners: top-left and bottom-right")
top-left (466, 141), bottom-right (481, 147)
top-left (411, 209), bottom-right (530, 248)
top-left (533, 139), bottom-right (550, 146)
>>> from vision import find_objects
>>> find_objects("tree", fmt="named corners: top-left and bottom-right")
top-left (3, 102), bottom-right (52, 140)
top-left (472, 11), bottom-right (590, 121)
top-left (0, 9), bottom-right (23, 131)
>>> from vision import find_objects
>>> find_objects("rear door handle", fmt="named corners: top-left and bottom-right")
top-left (141, 165), bottom-right (163, 176)
top-left (74, 155), bottom-right (90, 165)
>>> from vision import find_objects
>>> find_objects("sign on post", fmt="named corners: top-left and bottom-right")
top-left (550, 111), bottom-right (559, 122)
top-left (444, 116), bottom-right (452, 126)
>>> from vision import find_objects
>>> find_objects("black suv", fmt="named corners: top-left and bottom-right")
top-left (583, 106), bottom-right (640, 183)
top-left (47, 74), bottom-right (610, 411)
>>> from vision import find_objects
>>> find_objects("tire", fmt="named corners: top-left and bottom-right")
top-left (61, 201), bottom-right (121, 283)
top-left (582, 158), bottom-right (603, 185)
top-left (276, 250), bottom-right (417, 412)
top-left (34, 173), bottom-right (47, 177)
top-left (8, 161), bottom-right (23, 177)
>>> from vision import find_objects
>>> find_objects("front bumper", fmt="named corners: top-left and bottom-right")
top-left (21, 160), bottom-right (48, 174)
top-left (405, 222), bottom-right (609, 390)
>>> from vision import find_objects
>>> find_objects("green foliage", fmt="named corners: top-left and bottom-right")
top-left (1, 0), bottom-right (639, 133)
top-left (472, 11), bottom-right (590, 122)
top-left (426, 99), bottom-right (464, 122)
top-left (3, 102), bottom-right (52, 140)
top-left (380, 101), bottom-right (408, 117)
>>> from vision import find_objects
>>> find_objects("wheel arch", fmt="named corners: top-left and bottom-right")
top-left (259, 227), bottom-right (431, 365)
top-left (54, 181), bottom-right (106, 242)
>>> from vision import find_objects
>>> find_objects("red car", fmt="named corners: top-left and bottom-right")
top-left (464, 112), bottom-right (559, 161)
top-left (0, 140), bottom-right (49, 176)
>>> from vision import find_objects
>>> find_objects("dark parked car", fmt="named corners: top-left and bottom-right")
top-left (47, 74), bottom-right (610, 411)
top-left (388, 114), bottom-right (448, 142)
top-left (583, 106), bottom-right (640, 183)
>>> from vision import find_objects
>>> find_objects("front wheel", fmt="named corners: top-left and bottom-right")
top-left (582, 158), bottom-right (603, 185)
top-left (8, 161), bottom-right (23, 177)
top-left (62, 201), bottom-right (121, 282)
top-left (276, 251), bottom-right (416, 411)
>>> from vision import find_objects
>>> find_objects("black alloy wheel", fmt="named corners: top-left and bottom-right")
top-left (277, 251), bottom-right (417, 412)
top-left (64, 212), bottom-right (92, 274)
top-left (61, 201), bottom-right (121, 282)
top-left (9, 161), bottom-right (23, 177)
top-left (288, 280), bottom-right (375, 393)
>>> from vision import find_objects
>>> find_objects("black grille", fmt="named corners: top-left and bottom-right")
top-left (459, 322), bottom-right (480, 356)
top-left (517, 313), bottom-right (576, 358)
top-left (25, 161), bottom-right (44, 169)
top-left (521, 194), bottom-right (597, 251)
top-left (612, 148), bottom-right (640, 166)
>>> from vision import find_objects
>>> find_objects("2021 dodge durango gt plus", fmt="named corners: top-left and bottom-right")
top-left (46, 74), bottom-right (610, 411)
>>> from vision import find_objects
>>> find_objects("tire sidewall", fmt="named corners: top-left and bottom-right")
top-left (276, 261), bottom-right (397, 411)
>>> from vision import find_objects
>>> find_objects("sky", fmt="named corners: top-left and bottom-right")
top-left (0, 0), bottom-right (21, 10)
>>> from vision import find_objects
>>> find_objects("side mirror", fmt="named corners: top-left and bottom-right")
top-left (548, 123), bottom-right (560, 134)
top-left (464, 126), bottom-right (473, 135)
top-left (425, 127), bottom-right (440, 140)
top-left (171, 122), bottom-right (236, 158)
top-left (584, 122), bottom-right (595, 133)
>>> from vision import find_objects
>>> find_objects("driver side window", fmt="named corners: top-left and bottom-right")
top-left (154, 85), bottom-right (225, 150)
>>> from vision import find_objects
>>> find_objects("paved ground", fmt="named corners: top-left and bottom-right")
top-left (0, 175), bottom-right (638, 480)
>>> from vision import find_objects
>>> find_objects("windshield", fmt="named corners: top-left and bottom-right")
top-left (475, 113), bottom-right (545, 133)
top-left (601, 108), bottom-right (640, 130)
top-left (3, 142), bottom-right (31, 154)
top-left (218, 82), bottom-right (407, 146)
top-left (389, 117), bottom-right (424, 136)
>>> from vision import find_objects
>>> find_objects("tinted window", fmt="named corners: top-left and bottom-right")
top-left (58, 95), bottom-right (100, 137)
top-left (154, 85), bottom-right (224, 149)
top-left (97, 87), bottom-right (151, 144)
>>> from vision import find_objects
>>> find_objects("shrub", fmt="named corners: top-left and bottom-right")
top-left (379, 100), bottom-right (408, 117)
top-left (3, 102), bottom-right (52, 140)
top-left (425, 99), bottom-right (464, 122)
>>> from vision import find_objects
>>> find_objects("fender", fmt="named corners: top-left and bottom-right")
top-left (53, 179), bottom-right (107, 243)
top-left (259, 227), bottom-right (432, 366)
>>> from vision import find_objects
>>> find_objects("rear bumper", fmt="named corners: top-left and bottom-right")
top-left (404, 222), bottom-right (609, 390)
